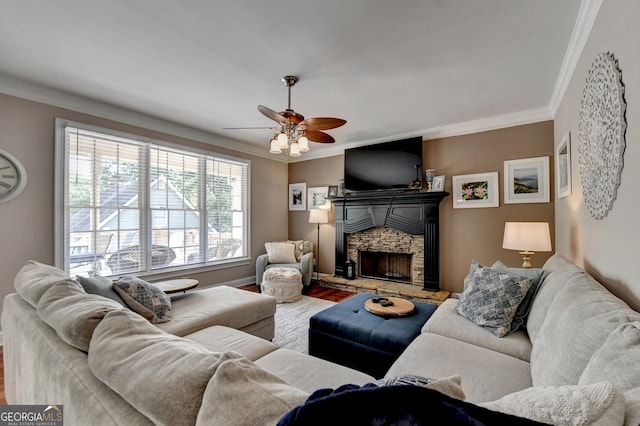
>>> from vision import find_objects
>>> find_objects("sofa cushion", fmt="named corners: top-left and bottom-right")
top-left (14, 260), bottom-right (69, 308)
top-left (480, 381), bottom-right (626, 426)
top-left (456, 260), bottom-right (533, 337)
top-left (579, 321), bottom-right (640, 391)
top-left (184, 325), bottom-right (278, 361)
top-left (423, 298), bottom-right (532, 362)
top-left (156, 285), bottom-right (276, 338)
top-left (526, 254), bottom-right (577, 342)
top-left (113, 276), bottom-right (172, 323)
top-left (530, 268), bottom-right (640, 387)
top-left (76, 275), bottom-right (127, 308)
top-left (255, 348), bottom-right (375, 394)
top-left (491, 260), bottom-right (545, 332)
top-left (88, 309), bottom-right (244, 426)
top-left (196, 356), bottom-right (309, 426)
top-left (37, 279), bottom-right (124, 352)
top-left (386, 333), bottom-right (533, 404)
top-left (265, 242), bottom-right (297, 264)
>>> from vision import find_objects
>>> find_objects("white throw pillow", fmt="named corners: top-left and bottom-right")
top-left (265, 242), bottom-right (297, 264)
top-left (480, 381), bottom-right (626, 426)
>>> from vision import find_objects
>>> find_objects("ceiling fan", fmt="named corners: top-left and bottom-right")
top-left (224, 76), bottom-right (346, 156)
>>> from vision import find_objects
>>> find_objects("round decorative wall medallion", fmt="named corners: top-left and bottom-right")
top-left (578, 52), bottom-right (626, 220)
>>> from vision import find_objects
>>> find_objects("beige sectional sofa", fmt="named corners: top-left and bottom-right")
top-left (3, 254), bottom-right (640, 425)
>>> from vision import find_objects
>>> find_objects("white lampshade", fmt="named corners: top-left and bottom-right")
top-left (503, 222), bottom-right (552, 268)
top-left (269, 138), bottom-right (282, 154)
top-left (277, 132), bottom-right (289, 148)
top-left (289, 141), bottom-right (301, 157)
top-left (309, 209), bottom-right (328, 224)
top-left (297, 135), bottom-right (310, 152)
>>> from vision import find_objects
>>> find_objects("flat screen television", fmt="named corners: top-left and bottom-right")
top-left (344, 136), bottom-right (423, 192)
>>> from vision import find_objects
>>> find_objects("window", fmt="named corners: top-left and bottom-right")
top-left (55, 120), bottom-right (250, 277)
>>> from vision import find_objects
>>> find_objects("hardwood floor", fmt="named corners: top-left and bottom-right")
top-left (239, 281), bottom-right (354, 303)
top-left (0, 283), bottom-right (350, 406)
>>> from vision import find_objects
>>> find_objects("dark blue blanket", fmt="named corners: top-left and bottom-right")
top-left (278, 384), bottom-right (549, 426)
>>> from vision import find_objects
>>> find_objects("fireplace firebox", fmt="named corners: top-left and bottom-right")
top-left (359, 251), bottom-right (413, 283)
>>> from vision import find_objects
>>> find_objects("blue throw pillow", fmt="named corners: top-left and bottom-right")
top-left (491, 260), bottom-right (545, 332)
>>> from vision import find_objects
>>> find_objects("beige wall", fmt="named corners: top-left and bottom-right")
top-left (0, 93), bottom-right (288, 315)
top-left (554, 0), bottom-right (640, 311)
top-left (290, 121), bottom-right (555, 293)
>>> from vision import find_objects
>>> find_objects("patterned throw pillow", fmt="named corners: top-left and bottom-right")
top-left (113, 276), bottom-right (172, 323)
top-left (287, 240), bottom-right (305, 261)
top-left (491, 261), bottom-right (546, 332)
top-left (456, 260), bottom-right (533, 337)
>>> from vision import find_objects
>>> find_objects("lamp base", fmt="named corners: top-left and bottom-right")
top-left (518, 251), bottom-right (535, 268)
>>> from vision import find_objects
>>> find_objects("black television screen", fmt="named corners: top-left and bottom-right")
top-left (344, 137), bottom-right (423, 192)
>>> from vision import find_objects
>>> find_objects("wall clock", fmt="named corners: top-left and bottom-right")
top-left (0, 148), bottom-right (28, 203)
top-left (578, 52), bottom-right (626, 220)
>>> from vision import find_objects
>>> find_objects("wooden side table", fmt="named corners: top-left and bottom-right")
top-left (153, 278), bottom-right (199, 294)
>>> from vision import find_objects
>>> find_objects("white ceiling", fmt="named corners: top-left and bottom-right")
top-left (0, 0), bottom-right (593, 162)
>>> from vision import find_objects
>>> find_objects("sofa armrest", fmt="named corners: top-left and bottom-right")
top-left (300, 252), bottom-right (314, 287)
top-left (255, 253), bottom-right (269, 286)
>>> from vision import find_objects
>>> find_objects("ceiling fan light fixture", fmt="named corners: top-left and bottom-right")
top-left (277, 131), bottom-right (289, 148)
top-left (289, 142), bottom-right (301, 157)
top-left (298, 135), bottom-right (309, 152)
top-left (269, 138), bottom-right (282, 154)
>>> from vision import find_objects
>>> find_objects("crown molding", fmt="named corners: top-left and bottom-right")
top-left (549, 0), bottom-right (602, 114)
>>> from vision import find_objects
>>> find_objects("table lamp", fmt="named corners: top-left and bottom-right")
top-left (502, 222), bottom-right (552, 268)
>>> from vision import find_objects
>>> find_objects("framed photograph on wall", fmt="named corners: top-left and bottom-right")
top-left (556, 132), bottom-right (572, 199)
top-left (288, 182), bottom-right (306, 211)
top-left (308, 186), bottom-right (329, 210)
top-left (504, 156), bottom-right (550, 204)
top-left (452, 172), bottom-right (499, 209)
top-left (432, 175), bottom-right (445, 192)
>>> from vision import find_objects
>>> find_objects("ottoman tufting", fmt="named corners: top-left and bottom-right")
top-left (260, 267), bottom-right (303, 303)
top-left (309, 292), bottom-right (437, 378)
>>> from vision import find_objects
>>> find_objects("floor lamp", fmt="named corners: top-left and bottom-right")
top-left (309, 209), bottom-right (328, 284)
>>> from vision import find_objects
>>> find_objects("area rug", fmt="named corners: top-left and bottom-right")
top-left (272, 296), bottom-right (336, 354)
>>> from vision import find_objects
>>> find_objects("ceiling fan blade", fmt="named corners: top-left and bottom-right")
top-left (258, 105), bottom-right (288, 125)
top-left (306, 130), bottom-right (335, 143)
top-left (300, 117), bottom-right (347, 131)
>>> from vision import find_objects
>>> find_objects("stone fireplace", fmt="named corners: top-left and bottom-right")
top-left (331, 191), bottom-right (447, 290)
top-left (347, 227), bottom-right (423, 286)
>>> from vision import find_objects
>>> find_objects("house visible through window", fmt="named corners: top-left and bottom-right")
top-left (55, 120), bottom-right (250, 276)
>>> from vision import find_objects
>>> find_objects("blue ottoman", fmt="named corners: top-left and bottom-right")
top-left (309, 293), bottom-right (437, 378)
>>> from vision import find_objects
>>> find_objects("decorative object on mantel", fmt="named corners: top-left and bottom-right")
top-left (432, 175), bottom-right (445, 192)
top-left (425, 169), bottom-right (436, 191)
top-left (556, 132), bottom-right (572, 199)
top-left (578, 52), bottom-right (627, 220)
top-left (502, 222), bottom-right (552, 268)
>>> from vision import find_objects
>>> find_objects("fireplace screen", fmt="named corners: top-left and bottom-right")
top-left (358, 250), bottom-right (412, 283)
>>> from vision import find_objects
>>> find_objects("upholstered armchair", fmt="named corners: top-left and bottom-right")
top-left (256, 240), bottom-right (314, 288)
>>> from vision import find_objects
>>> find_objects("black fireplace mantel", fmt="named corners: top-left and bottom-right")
top-left (330, 191), bottom-right (448, 291)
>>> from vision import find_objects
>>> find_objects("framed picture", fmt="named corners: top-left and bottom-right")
top-left (288, 182), bottom-right (306, 211)
top-left (556, 132), bottom-right (572, 199)
top-left (503, 156), bottom-right (550, 204)
top-left (308, 186), bottom-right (329, 210)
top-left (452, 172), bottom-right (499, 209)
top-left (432, 175), bottom-right (445, 192)
top-left (328, 185), bottom-right (339, 197)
